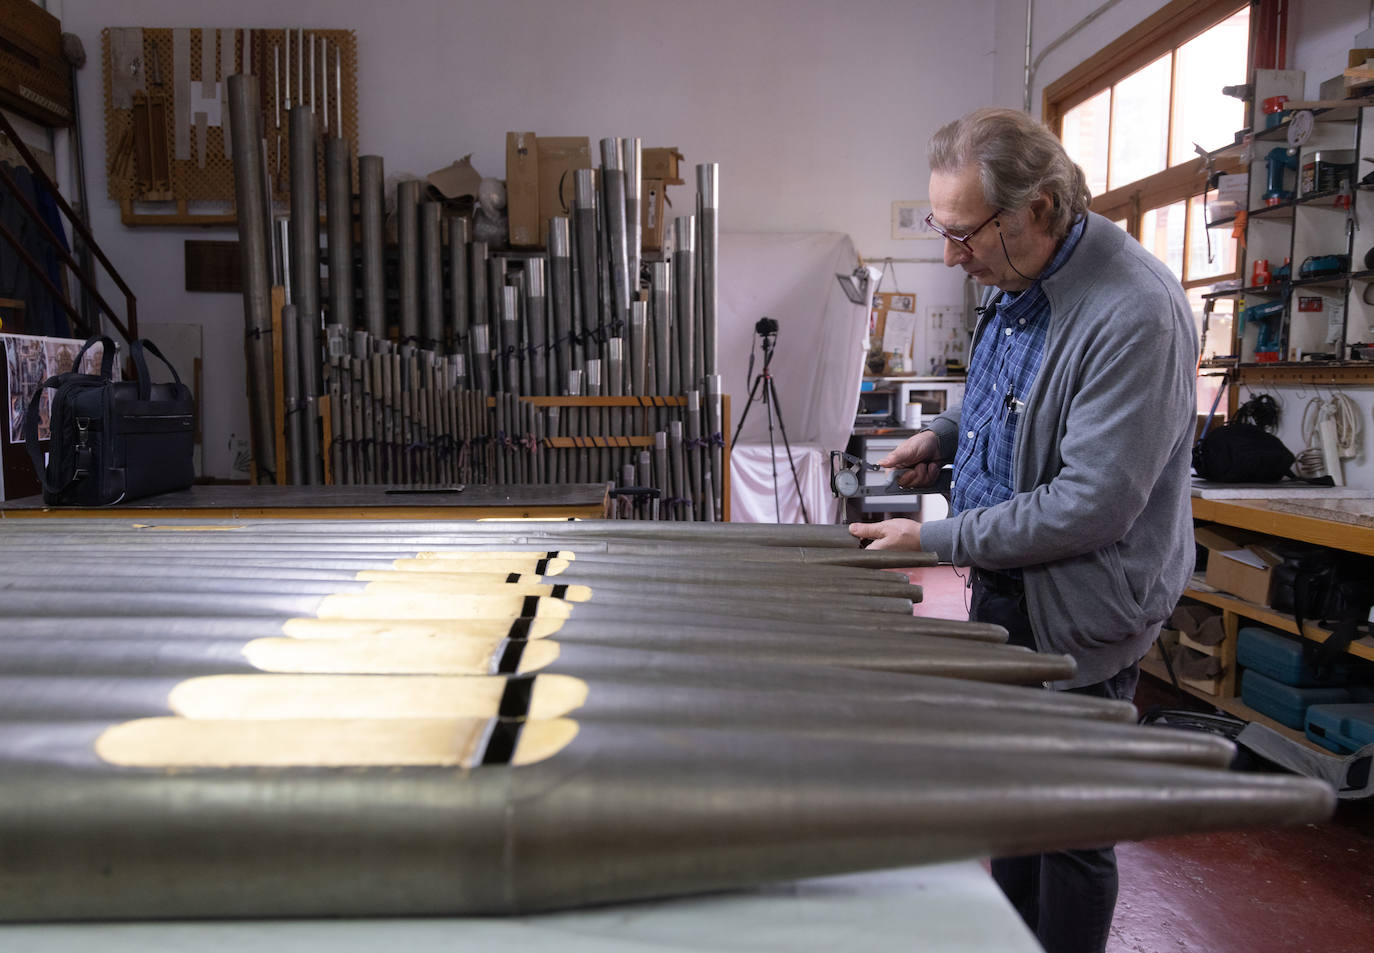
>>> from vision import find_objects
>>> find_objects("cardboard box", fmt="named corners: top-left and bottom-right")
top-left (506, 132), bottom-right (540, 248)
top-left (643, 147), bottom-right (685, 184)
top-left (536, 136), bottom-right (592, 246)
top-left (1195, 525), bottom-right (1282, 606)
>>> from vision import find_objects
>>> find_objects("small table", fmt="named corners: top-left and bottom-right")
top-left (0, 483), bottom-right (612, 522)
top-left (1, 862), bottom-right (1041, 953)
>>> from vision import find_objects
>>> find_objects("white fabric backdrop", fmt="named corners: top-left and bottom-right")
top-left (717, 232), bottom-right (868, 523)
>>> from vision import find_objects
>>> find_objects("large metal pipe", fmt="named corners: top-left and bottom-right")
top-left (623, 137), bottom-right (642, 304)
top-left (280, 303), bottom-right (304, 485)
top-left (447, 216), bottom-right (470, 358)
top-left (288, 104), bottom-right (323, 484)
top-left (599, 138), bottom-right (631, 334)
top-left (0, 670), bottom-right (1235, 769)
top-left (549, 218), bottom-right (574, 393)
top-left (573, 169), bottom-right (599, 361)
top-left (396, 180), bottom-right (422, 346)
top-left (650, 261), bottom-right (672, 396)
top-left (420, 201), bottom-right (443, 350)
top-left (696, 163), bottom-right (719, 378)
top-left (673, 215), bottom-right (697, 393)
top-left (526, 257), bottom-right (548, 396)
top-left (226, 74), bottom-right (277, 485)
top-left (324, 137), bottom-right (353, 330)
top-left (0, 706), bottom-right (1331, 920)
top-left (358, 155), bottom-right (386, 339)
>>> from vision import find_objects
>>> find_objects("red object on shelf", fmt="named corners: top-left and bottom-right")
top-left (1262, 95), bottom-right (1289, 115)
top-left (1251, 259), bottom-right (1272, 286)
top-left (1254, 351), bottom-right (1281, 363)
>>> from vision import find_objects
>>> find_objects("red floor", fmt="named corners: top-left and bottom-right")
top-left (902, 564), bottom-right (1374, 953)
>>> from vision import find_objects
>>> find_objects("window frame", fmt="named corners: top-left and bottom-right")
top-left (1043, 0), bottom-right (1250, 290)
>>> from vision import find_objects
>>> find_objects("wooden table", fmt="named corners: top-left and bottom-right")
top-left (0, 483), bottom-right (612, 522)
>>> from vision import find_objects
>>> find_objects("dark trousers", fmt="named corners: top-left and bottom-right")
top-left (970, 570), bottom-right (1139, 953)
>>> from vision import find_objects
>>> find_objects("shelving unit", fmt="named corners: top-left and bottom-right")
top-left (1202, 97), bottom-right (1374, 379)
top-left (1163, 497), bottom-right (1374, 750)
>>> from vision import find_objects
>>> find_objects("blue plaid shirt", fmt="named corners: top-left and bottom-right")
top-left (950, 216), bottom-right (1085, 518)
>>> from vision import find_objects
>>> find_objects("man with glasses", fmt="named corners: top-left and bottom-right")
top-left (850, 108), bottom-right (1198, 953)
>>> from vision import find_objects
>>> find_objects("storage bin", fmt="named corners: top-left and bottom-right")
top-left (1304, 703), bottom-right (1374, 755)
top-left (1236, 626), bottom-right (1348, 687)
top-left (1240, 670), bottom-right (1352, 730)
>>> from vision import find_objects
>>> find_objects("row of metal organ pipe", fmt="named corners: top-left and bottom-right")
top-left (0, 517), bottom-right (1335, 919)
top-left (228, 74), bottom-right (723, 519)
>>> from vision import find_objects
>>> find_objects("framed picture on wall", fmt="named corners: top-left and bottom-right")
top-left (891, 200), bottom-right (936, 240)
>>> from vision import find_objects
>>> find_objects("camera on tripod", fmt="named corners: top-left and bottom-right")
top-left (754, 317), bottom-right (779, 337)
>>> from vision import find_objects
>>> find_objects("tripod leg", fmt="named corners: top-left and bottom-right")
top-left (731, 372), bottom-right (766, 445)
top-left (763, 372), bottom-right (781, 523)
top-left (766, 375), bottom-right (811, 524)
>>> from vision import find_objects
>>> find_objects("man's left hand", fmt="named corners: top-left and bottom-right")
top-left (848, 518), bottom-right (922, 551)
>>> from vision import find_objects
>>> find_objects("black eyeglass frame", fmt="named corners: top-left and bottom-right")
top-left (923, 209), bottom-right (1002, 253)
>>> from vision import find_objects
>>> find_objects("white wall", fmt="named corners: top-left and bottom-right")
top-left (49, 0), bottom-right (996, 478)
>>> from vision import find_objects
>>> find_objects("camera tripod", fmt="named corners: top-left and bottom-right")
top-left (732, 317), bottom-right (810, 523)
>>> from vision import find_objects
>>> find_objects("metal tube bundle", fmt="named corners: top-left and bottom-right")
top-left (0, 518), bottom-right (1335, 921)
top-left (226, 126), bottom-right (726, 511)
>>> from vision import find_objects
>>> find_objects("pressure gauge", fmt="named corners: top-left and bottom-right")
top-left (833, 467), bottom-right (862, 498)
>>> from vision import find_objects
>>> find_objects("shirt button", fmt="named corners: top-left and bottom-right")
top-left (1018, 318), bottom-right (1027, 326)
top-left (1004, 327), bottom-right (1012, 336)
top-left (966, 430), bottom-right (975, 439)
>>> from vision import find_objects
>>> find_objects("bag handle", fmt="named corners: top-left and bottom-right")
top-left (128, 338), bottom-right (184, 401)
top-left (73, 335), bottom-right (118, 380)
top-left (23, 373), bottom-right (69, 496)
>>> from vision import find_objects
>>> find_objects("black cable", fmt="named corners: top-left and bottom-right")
top-left (1234, 393), bottom-right (1280, 432)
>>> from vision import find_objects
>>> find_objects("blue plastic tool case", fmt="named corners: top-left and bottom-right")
top-left (1237, 626), bottom-right (1347, 687)
top-left (1240, 670), bottom-right (1352, 730)
top-left (1304, 703), bottom-right (1374, 755)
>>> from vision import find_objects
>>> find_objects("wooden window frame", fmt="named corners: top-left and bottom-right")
top-left (1044, 0), bottom-right (1250, 285)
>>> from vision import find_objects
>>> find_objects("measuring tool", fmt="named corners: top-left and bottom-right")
top-left (829, 451), bottom-right (951, 499)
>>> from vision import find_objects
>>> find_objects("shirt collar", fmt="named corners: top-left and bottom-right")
top-left (998, 214), bottom-right (1086, 305)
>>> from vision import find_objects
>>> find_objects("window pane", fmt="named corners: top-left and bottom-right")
top-left (1062, 88), bottom-right (1110, 196)
top-left (1141, 201), bottom-right (1186, 279)
top-left (1171, 8), bottom-right (1250, 165)
top-left (1187, 193), bottom-right (1238, 281)
top-left (1189, 288), bottom-right (1235, 361)
top-left (1108, 54), bottom-right (1171, 189)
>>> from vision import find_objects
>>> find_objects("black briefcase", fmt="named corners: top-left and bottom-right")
top-left (24, 336), bottom-right (195, 505)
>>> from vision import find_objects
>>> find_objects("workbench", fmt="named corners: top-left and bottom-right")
top-left (1, 862), bottom-right (1041, 953)
top-left (0, 483), bottom-right (612, 521)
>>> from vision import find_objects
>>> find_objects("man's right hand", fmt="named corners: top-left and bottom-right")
top-left (879, 429), bottom-right (945, 489)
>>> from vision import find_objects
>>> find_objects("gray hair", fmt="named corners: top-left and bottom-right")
top-left (928, 107), bottom-right (1091, 239)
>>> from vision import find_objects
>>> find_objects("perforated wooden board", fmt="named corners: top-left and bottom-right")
top-left (102, 27), bottom-right (357, 226)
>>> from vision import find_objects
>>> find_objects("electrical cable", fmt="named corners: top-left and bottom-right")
top-left (1298, 393), bottom-right (1362, 478)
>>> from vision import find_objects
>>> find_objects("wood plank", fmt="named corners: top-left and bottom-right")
top-left (1192, 496), bottom-right (1374, 555)
top-left (1183, 584), bottom-right (1374, 662)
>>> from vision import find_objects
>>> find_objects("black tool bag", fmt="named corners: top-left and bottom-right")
top-left (1192, 422), bottom-right (1295, 483)
top-left (23, 336), bottom-right (195, 505)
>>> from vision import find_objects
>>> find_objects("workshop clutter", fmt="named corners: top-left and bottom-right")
top-left (1162, 604), bottom-right (1228, 695)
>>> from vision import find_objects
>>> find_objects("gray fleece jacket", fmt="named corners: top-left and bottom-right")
top-left (920, 212), bottom-right (1198, 688)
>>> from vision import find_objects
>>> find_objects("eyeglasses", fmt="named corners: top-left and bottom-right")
top-left (923, 209), bottom-right (1001, 254)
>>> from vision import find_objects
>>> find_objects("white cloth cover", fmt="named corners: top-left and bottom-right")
top-left (719, 232), bottom-right (868, 523)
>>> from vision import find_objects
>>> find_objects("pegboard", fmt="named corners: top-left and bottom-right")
top-left (102, 27), bottom-right (357, 227)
